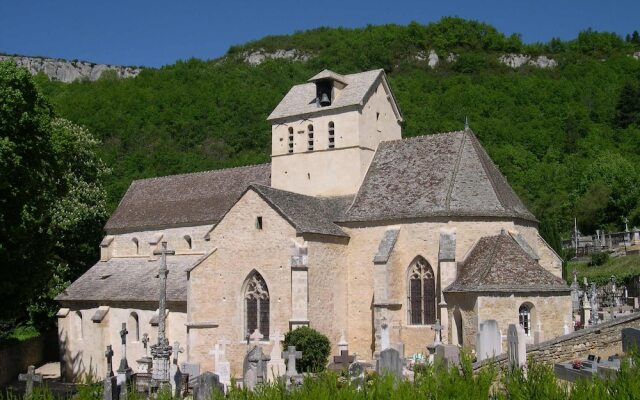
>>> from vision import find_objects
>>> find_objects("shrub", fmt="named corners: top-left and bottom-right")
top-left (590, 252), bottom-right (609, 266)
top-left (283, 326), bottom-right (330, 373)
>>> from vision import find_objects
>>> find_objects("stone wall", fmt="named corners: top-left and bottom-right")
top-left (474, 312), bottom-right (640, 370)
top-left (0, 335), bottom-right (48, 386)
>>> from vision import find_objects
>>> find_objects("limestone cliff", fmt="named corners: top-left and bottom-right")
top-left (0, 54), bottom-right (142, 83)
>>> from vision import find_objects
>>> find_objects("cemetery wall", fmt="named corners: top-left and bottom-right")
top-left (474, 312), bottom-right (640, 371)
top-left (188, 189), bottom-right (296, 376)
top-left (0, 335), bottom-right (46, 386)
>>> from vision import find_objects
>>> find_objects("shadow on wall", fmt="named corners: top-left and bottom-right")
top-left (58, 330), bottom-right (98, 382)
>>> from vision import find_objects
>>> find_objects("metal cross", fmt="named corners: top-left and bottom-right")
top-left (172, 341), bottom-right (184, 364)
top-left (333, 350), bottom-right (354, 366)
top-left (105, 345), bottom-right (114, 377)
top-left (18, 365), bottom-right (42, 398)
top-left (282, 345), bottom-right (302, 376)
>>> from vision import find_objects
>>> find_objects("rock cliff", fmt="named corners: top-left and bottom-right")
top-left (0, 54), bottom-right (142, 83)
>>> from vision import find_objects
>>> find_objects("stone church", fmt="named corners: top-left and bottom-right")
top-left (56, 68), bottom-right (571, 380)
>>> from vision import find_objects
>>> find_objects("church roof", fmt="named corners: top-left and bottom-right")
top-left (104, 164), bottom-right (271, 234)
top-left (342, 130), bottom-right (537, 223)
top-left (55, 255), bottom-right (202, 304)
top-left (250, 184), bottom-right (352, 237)
top-left (268, 69), bottom-right (402, 121)
top-left (444, 232), bottom-right (569, 293)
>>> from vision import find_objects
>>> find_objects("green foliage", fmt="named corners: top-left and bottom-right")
top-left (615, 82), bottom-right (640, 128)
top-left (0, 61), bottom-right (108, 334)
top-left (569, 255), bottom-right (640, 286)
top-left (590, 251), bottom-right (610, 266)
top-left (283, 326), bottom-right (331, 373)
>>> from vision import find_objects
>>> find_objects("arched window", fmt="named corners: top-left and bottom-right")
top-left (128, 312), bottom-right (139, 341)
top-left (307, 125), bottom-right (314, 151)
top-left (519, 304), bottom-right (531, 336)
top-left (74, 311), bottom-right (83, 339)
top-left (244, 272), bottom-right (269, 340)
top-left (328, 122), bottom-right (335, 149)
top-left (132, 238), bottom-right (139, 255)
top-left (287, 127), bottom-right (294, 154)
top-left (184, 235), bottom-right (192, 250)
top-left (407, 257), bottom-right (436, 325)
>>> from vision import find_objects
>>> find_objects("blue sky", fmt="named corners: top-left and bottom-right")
top-left (0, 0), bottom-right (637, 68)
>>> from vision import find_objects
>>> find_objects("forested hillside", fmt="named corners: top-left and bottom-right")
top-left (33, 18), bottom-right (640, 240)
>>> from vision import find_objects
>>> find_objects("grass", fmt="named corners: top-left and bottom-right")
top-left (0, 325), bottom-right (40, 349)
top-left (567, 254), bottom-right (640, 286)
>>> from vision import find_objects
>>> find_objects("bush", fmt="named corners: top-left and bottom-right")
top-left (283, 326), bottom-right (330, 373)
top-left (590, 252), bottom-right (609, 266)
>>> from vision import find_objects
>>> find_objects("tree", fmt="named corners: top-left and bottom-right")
top-left (283, 326), bottom-right (331, 372)
top-left (0, 61), bottom-right (108, 334)
top-left (615, 83), bottom-right (640, 128)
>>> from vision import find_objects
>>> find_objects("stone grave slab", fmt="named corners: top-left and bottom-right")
top-left (622, 327), bottom-right (640, 353)
top-left (376, 348), bottom-right (403, 379)
top-left (193, 372), bottom-right (224, 400)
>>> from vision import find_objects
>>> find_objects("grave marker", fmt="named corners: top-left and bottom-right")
top-left (18, 366), bottom-right (42, 399)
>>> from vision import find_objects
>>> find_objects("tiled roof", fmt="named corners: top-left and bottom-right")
top-left (55, 255), bottom-right (202, 304)
top-left (250, 184), bottom-right (352, 237)
top-left (342, 131), bottom-right (536, 223)
top-left (444, 233), bottom-right (569, 293)
top-left (267, 69), bottom-right (385, 121)
top-left (104, 164), bottom-right (271, 233)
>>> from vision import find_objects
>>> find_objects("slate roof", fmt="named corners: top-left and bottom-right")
top-left (444, 232), bottom-right (569, 293)
top-left (250, 184), bottom-right (352, 237)
top-left (342, 130), bottom-right (536, 223)
top-left (268, 69), bottom-right (397, 121)
top-left (55, 255), bottom-right (201, 304)
top-left (105, 164), bottom-right (271, 234)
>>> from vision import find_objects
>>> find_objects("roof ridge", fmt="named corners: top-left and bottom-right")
top-left (444, 131), bottom-right (467, 211)
top-left (466, 132), bottom-right (511, 212)
top-left (477, 236), bottom-right (501, 284)
top-left (131, 162), bottom-right (271, 184)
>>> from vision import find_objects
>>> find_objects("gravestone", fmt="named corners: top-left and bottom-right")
top-left (116, 323), bottom-right (132, 400)
top-left (282, 345), bottom-right (302, 376)
top-left (267, 331), bottom-right (286, 382)
top-left (243, 345), bottom-right (270, 390)
top-left (19, 365), bottom-right (42, 399)
top-left (376, 348), bottom-right (403, 379)
top-left (333, 350), bottom-right (355, 371)
top-left (181, 363), bottom-right (200, 388)
top-left (434, 344), bottom-right (459, 368)
top-left (348, 361), bottom-right (365, 389)
top-left (193, 372), bottom-right (224, 400)
top-left (210, 338), bottom-right (231, 388)
top-left (103, 346), bottom-right (117, 400)
top-left (622, 327), bottom-right (640, 353)
top-left (170, 341), bottom-right (185, 397)
top-left (476, 320), bottom-right (502, 361)
top-left (507, 324), bottom-right (527, 370)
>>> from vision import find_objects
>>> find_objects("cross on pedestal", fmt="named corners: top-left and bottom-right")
top-left (118, 322), bottom-right (129, 372)
top-left (18, 365), bottom-right (42, 398)
top-left (141, 333), bottom-right (149, 357)
top-left (151, 241), bottom-right (175, 386)
top-left (333, 350), bottom-right (355, 368)
top-left (209, 344), bottom-right (225, 371)
top-left (282, 346), bottom-right (302, 376)
top-left (172, 341), bottom-right (184, 365)
top-left (105, 345), bottom-right (115, 377)
top-left (249, 329), bottom-right (263, 345)
top-left (432, 319), bottom-right (443, 344)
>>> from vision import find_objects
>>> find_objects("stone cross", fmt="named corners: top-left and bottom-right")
top-left (173, 341), bottom-right (184, 364)
top-left (151, 241), bottom-right (175, 386)
top-left (153, 241), bottom-right (175, 346)
top-left (333, 350), bottom-right (355, 368)
top-left (105, 345), bottom-right (115, 377)
top-left (282, 345), bottom-right (302, 376)
top-left (118, 323), bottom-right (129, 372)
top-left (141, 333), bottom-right (149, 356)
top-left (250, 328), bottom-right (264, 345)
top-left (209, 344), bottom-right (225, 371)
top-left (19, 365), bottom-right (42, 398)
top-left (432, 319), bottom-right (443, 344)
top-left (624, 217), bottom-right (629, 232)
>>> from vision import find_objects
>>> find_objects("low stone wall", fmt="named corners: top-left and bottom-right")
top-left (474, 313), bottom-right (640, 370)
top-left (0, 334), bottom-right (50, 386)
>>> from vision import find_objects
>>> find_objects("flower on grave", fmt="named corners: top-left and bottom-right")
top-left (572, 359), bottom-right (583, 369)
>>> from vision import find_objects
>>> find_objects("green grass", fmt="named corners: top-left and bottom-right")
top-left (0, 325), bottom-right (40, 349)
top-left (567, 254), bottom-right (640, 286)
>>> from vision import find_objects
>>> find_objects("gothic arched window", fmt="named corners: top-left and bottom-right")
top-left (129, 312), bottom-right (139, 341)
top-left (328, 122), bottom-right (335, 149)
top-left (244, 272), bottom-right (270, 340)
top-left (408, 257), bottom-right (436, 325)
top-left (519, 304), bottom-right (531, 336)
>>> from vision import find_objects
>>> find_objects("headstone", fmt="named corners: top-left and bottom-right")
top-left (170, 341), bottom-right (185, 397)
top-left (347, 362), bottom-right (365, 389)
top-left (376, 348), bottom-right (403, 379)
top-left (434, 344), bottom-right (459, 368)
top-left (18, 365), bottom-right (42, 399)
top-left (476, 320), bottom-right (502, 361)
top-left (333, 350), bottom-right (355, 370)
top-left (380, 319), bottom-right (390, 351)
top-left (282, 345), bottom-right (302, 376)
top-left (116, 323), bottom-right (132, 400)
top-left (181, 363), bottom-right (200, 388)
top-left (267, 331), bottom-right (286, 382)
top-left (622, 327), bottom-right (640, 353)
top-left (507, 324), bottom-right (527, 370)
top-left (193, 372), bottom-right (224, 400)
top-left (243, 345), bottom-right (270, 390)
